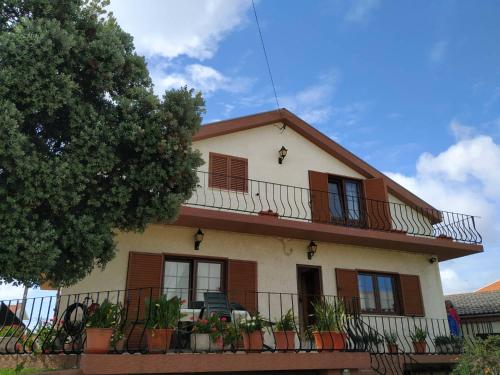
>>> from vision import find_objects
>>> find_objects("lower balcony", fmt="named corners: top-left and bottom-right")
top-left (0, 289), bottom-right (494, 374)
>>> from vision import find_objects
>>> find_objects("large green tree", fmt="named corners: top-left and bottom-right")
top-left (0, 0), bottom-right (204, 286)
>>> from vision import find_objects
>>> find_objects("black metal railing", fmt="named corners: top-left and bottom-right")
top-left (185, 171), bottom-right (482, 244)
top-left (0, 288), bottom-right (493, 356)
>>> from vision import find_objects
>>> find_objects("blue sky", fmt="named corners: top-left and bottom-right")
top-left (1, 0), bottom-right (499, 300)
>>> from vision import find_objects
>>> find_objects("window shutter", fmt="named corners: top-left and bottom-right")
top-left (363, 178), bottom-right (392, 231)
top-left (308, 170), bottom-right (330, 223)
top-left (399, 274), bottom-right (425, 317)
top-left (335, 268), bottom-right (360, 313)
top-left (125, 252), bottom-right (163, 350)
top-left (227, 260), bottom-right (257, 314)
top-left (229, 157), bottom-right (248, 192)
top-left (209, 153), bottom-right (229, 189)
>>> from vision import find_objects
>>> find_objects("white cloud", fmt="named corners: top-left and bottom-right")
top-left (429, 40), bottom-right (448, 64)
top-left (0, 283), bottom-right (24, 301)
top-left (149, 62), bottom-right (253, 96)
top-left (385, 120), bottom-right (500, 293)
top-left (109, 0), bottom-right (251, 60)
top-left (281, 72), bottom-right (338, 124)
top-left (345, 0), bottom-right (381, 23)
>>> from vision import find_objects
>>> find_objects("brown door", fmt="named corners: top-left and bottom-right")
top-left (297, 266), bottom-right (322, 333)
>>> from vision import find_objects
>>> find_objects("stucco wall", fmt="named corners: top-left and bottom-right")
top-left (63, 224), bottom-right (448, 321)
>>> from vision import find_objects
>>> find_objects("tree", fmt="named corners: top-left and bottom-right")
top-left (452, 335), bottom-right (500, 374)
top-left (0, 0), bottom-right (204, 286)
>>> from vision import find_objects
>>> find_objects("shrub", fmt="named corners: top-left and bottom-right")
top-left (452, 335), bottom-right (500, 375)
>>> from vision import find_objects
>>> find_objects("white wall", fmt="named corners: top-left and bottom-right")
top-left (63, 224), bottom-right (448, 321)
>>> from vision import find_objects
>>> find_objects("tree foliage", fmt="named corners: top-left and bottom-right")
top-left (452, 335), bottom-right (500, 375)
top-left (0, 0), bottom-right (204, 286)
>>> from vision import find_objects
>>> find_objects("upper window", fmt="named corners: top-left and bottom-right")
top-left (328, 177), bottom-right (363, 224)
top-left (163, 257), bottom-right (225, 307)
top-left (209, 152), bottom-right (248, 192)
top-left (358, 273), bottom-right (398, 314)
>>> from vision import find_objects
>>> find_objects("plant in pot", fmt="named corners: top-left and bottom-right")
top-left (0, 326), bottom-right (22, 354)
top-left (190, 314), bottom-right (228, 352)
top-left (311, 299), bottom-right (347, 350)
top-left (433, 335), bottom-right (452, 354)
top-left (238, 314), bottom-right (266, 351)
top-left (384, 331), bottom-right (398, 354)
top-left (354, 331), bottom-right (383, 352)
top-left (144, 295), bottom-right (184, 353)
top-left (274, 310), bottom-right (296, 351)
top-left (85, 300), bottom-right (122, 354)
top-left (410, 327), bottom-right (427, 354)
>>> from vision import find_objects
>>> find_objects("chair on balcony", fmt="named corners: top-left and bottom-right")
top-left (200, 292), bottom-right (232, 322)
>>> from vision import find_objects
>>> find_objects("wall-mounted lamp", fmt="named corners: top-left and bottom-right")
top-left (307, 240), bottom-right (317, 260)
top-left (194, 228), bottom-right (204, 250)
top-left (428, 256), bottom-right (437, 264)
top-left (278, 146), bottom-right (288, 164)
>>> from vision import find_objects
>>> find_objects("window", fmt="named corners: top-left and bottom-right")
top-left (209, 152), bottom-right (248, 191)
top-left (358, 273), bottom-right (398, 314)
top-left (163, 257), bottom-right (225, 307)
top-left (328, 177), bottom-right (363, 224)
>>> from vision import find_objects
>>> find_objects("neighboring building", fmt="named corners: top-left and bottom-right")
top-left (447, 289), bottom-right (500, 336)
top-left (476, 280), bottom-right (500, 292)
top-left (4, 109), bottom-right (488, 374)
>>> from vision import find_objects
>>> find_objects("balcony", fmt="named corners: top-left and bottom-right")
top-left (183, 171), bottom-right (482, 245)
top-left (0, 289), bottom-right (493, 374)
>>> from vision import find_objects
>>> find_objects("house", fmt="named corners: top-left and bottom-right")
top-left (446, 288), bottom-right (500, 337)
top-left (4, 109), bottom-right (487, 374)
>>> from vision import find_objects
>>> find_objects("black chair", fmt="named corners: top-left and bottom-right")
top-left (200, 292), bottom-right (232, 322)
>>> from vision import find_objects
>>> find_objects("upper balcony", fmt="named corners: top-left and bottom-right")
top-left (177, 171), bottom-right (483, 260)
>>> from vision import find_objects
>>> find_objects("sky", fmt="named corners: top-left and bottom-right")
top-left (1, 0), bottom-right (499, 300)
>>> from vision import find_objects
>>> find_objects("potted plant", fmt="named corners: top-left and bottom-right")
top-left (144, 295), bottom-right (184, 353)
top-left (84, 300), bottom-right (122, 354)
top-left (384, 331), bottom-right (398, 354)
top-left (274, 310), bottom-right (296, 350)
top-left (433, 335), bottom-right (451, 354)
top-left (0, 326), bottom-right (22, 354)
top-left (190, 314), bottom-right (228, 352)
top-left (410, 327), bottom-right (427, 354)
top-left (354, 331), bottom-right (383, 352)
top-left (238, 314), bottom-right (266, 351)
top-left (311, 299), bottom-right (347, 350)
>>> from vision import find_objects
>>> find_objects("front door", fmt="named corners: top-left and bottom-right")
top-left (297, 265), bottom-right (322, 333)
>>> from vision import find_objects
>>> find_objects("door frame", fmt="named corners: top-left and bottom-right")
top-left (296, 265), bottom-right (323, 334)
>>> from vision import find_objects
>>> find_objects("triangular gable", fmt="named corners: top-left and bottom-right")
top-left (194, 108), bottom-right (438, 213)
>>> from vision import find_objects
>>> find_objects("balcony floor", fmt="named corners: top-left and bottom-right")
top-left (79, 351), bottom-right (372, 374)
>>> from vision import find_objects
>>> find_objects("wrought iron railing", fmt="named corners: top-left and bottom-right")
top-left (0, 288), bottom-right (493, 356)
top-left (185, 171), bottom-right (482, 244)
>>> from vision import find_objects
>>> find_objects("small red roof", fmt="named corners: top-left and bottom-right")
top-left (476, 280), bottom-right (500, 292)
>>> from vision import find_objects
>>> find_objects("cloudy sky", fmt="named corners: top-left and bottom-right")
top-left (2, 0), bottom-right (499, 300)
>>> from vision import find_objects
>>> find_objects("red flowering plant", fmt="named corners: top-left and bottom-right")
top-left (192, 313), bottom-right (229, 343)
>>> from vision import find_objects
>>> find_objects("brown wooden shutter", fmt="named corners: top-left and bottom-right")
top-left (209, 153), bottom-right (229, 189)
top-left (335, 268), bottom-right (361, 313)
top-left (124, 252), bottom-right (163, 350)
top-left (227, 260), bottom-right (257, 314)
top-left (309, 171), bottom-right (330, 223)
top-left (125, 252), bottom-right (163, 319)
top-left (399, 274), bottom-right (425, 317)
top-left (229, 156), bottom-right (248, 192)
top-left (363, 178), bottom-right (392, 231)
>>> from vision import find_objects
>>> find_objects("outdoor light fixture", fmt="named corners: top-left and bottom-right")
top-left (307, 240), bottom-right (317, 260)
top-left (278, 146), bottom-right (288, 164)
top-left (194, 228), bottom-right (204, 250)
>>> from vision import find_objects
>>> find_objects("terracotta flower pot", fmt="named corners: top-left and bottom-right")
top-left (85, 328), bottom-right (113, 354)
top-left (146, 328), bottom-right (174, 353)
top-left (242, 331), bottom-right (263, 351)
top-left (387, 343), bottom-right (398, 354)
top-left (274, 331), bottom-right (295, 350)
top-left (413, 341), bottom-right (427, 354)
top-left (313, 331), bottom-right (347, 350)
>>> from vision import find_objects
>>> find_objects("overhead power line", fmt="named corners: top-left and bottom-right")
top-left (251, 0), bottom-right (281, 115)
